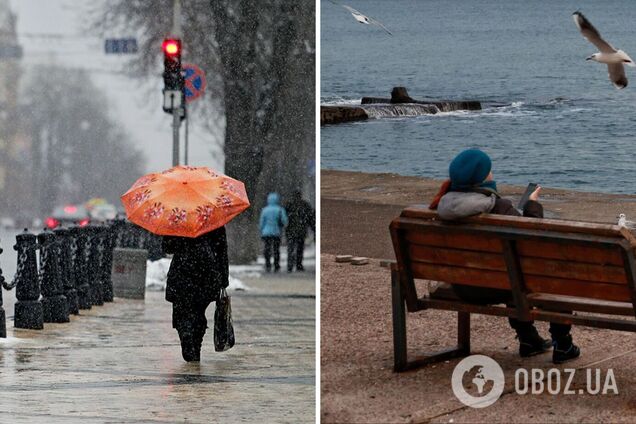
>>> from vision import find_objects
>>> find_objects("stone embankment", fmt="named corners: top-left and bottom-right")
top-left (321, 86), bottom-right (481, 125)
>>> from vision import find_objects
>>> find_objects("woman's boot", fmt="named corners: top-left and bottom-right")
top-left (178, 331), bottom-right (200, 362)
top-left (516, 326), bottom-right (551, 357)
top-left (552, 334), bottom-right (580, 364)
top-left (511, 320), bottom-right (551, 357)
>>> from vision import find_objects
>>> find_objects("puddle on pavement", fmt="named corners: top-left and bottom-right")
top-left (15, 350), bottom-right (33, 364)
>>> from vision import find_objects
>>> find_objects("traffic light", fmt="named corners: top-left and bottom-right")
top-left (162, 38), bottom-right (182, 91)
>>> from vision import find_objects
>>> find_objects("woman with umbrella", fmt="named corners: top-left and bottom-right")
top-left (122, 166), bottom-right (250, 362)
top-left (162, 227), bottom-right (228, 361)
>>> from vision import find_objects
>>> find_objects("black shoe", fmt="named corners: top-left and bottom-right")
top-left (179, 332), bottom-right (200, 362)
top-left (552, 335), bottom-right (581, 364)
top-left (518, 331), bottom-right (552, 358)
top-left (274, 266), bottom-right (280, 272)
top-left (296, 265), bottom-right (304, 271)
top-left (287, 268), bottom-right (293, 273)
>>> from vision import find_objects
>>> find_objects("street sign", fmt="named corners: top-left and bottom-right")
top-left (0, 44), bottom-right (22, 59)
top-left (104, 38), bottom-right (138, 54)
top-left (182, 63), bottom-right (206, 103)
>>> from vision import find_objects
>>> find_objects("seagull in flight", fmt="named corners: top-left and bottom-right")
top-left (573, 11), bottom-right (635, 89)
top-left (329, 1), bottom-right (392, 36)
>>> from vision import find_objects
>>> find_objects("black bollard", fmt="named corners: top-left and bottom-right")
top-left (138, 226), bottom-right (148, 249)
top-left (0, 287), bottom-right (4, 338)
top-left (13, 229), bottom-right (43, 329)
top-left (120, 220), bottom-right (129, 247)
top-left (54, 227), bottom-right (79, 315)
top-left (101, 224), bottom-right (115, 302)
top-left (94, 225), bottom-right (107, 304)
top-left (86, 225), bottom-right (104, 306)
top-left (0, 242), bottom-right (5, 338)
top-left (147, 233), bottom-right (164, 261)
top-left (71, 226), bottom-right (92, 310)
top-left (125, 222), bottom-right (133, 248)
top-left (112, 217), bottom-right (126, 248)
top-left (38, 229), bottom-right (69, 323)
top-left (141, 228), bottom-right (151, 250)
top-left (126, 221), bottom-right (140, 248)
top-left (0, 283), bottom-right (4, 338)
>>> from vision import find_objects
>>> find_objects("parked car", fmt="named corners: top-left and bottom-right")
top-left (0, 217), bottom-right (16, 229)
top-left (45, 205), bottom-right (90, 229)
top-left (89, 204), bottom-right (117, 222)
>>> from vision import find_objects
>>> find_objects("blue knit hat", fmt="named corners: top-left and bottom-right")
top-left (449, 149), bottom-right (492, 188)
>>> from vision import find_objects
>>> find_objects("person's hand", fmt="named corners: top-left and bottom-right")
top-left (529, 186), bottom-right (541, 202)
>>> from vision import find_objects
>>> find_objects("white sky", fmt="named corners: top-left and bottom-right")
top-left (8, 0), bottom-right (224, 173)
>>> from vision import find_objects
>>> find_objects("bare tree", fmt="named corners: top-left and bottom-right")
top-left (23, 66), bottom-right (145, 216)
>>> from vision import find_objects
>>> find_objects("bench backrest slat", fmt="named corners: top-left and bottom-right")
top-left (390, 206), bottom-right (636, 310)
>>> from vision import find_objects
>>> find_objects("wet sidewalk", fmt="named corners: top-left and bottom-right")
top-left (0, 267), bottom-right (315, 423)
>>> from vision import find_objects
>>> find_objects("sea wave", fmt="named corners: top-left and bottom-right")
top-left (431, 101), bottom-right (536, 119)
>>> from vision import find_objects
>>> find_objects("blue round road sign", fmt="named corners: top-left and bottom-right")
top-left (182, 63), bottom-right (206, 103)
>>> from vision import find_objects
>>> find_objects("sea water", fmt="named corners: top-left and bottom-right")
top-left (321, 0), bottom-right (636, 194)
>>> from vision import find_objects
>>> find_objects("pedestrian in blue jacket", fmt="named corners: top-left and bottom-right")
top-left (259, 192), bottom-right (288, 272)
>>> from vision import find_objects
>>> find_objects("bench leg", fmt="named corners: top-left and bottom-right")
top-left (391, 271), bottom-right (471, 372)
top-left (391, 269), bottom-right (408, 371)
top-left (458, 311), bottom-right (471, 353)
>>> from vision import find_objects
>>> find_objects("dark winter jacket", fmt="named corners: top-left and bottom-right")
top-left (162, 226), bottom-right (229, 304)
top-left (284, 195), bottom-right (315, 239)
top-left (436, 188), bottom-right (543, 303)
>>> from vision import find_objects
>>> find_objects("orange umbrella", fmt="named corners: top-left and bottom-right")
top-left (121, 165), bottom-right (250, 238)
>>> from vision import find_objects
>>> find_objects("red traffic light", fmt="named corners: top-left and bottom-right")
top-left (162, 39), bottom-right (180, 56)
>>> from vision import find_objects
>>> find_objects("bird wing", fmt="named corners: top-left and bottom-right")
top-left (341, 5), bottom-right (370, 24)
top-left (572, 11), bottom-right (616, 53)
top-left (608, 63), bottom-right (628, 89)
top-left (341, 5), bottom-right (364, 18)
top-left (334, 2), bottom-right (392, 35)
top-left (367, 16), bottom-right (393, 36)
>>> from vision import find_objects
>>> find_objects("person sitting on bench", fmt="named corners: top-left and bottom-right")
top-left (429, 148), bottom-right (580, 364)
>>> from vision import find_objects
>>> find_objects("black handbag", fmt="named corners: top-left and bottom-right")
top-left (214, 288), bottom-right (235, 352)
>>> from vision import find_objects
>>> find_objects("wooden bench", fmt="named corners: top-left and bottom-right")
top-left (389, 205), bottom-right (636, 372)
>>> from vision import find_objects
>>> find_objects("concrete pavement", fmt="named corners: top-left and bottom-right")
top-left (0, 260), bottom-right (315, 423)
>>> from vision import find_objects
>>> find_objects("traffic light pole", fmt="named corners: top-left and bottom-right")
top-left (172, 0), bottom-right (182, 37)
top-left (172, 107), bottom-right (180, 167)
top-left (168, 0), bottom-right (183, 167)
top-left (184, 109), bottom-right (189, 165)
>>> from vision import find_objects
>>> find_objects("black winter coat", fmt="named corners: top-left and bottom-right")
top-left (490, 197), bottom-right (543, 218)
top-left (162, 226), bottom-right (229, 304)
top-left (284, 198), bottom-right (315, 239)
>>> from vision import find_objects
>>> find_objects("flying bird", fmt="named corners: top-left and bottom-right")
top-left (573, 11), bottom-right (635, 89)
top-left (329, 1), bottom-right (392, 36)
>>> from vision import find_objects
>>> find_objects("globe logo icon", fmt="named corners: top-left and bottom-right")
top-left (451, 355), bottom-right (505, 408)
